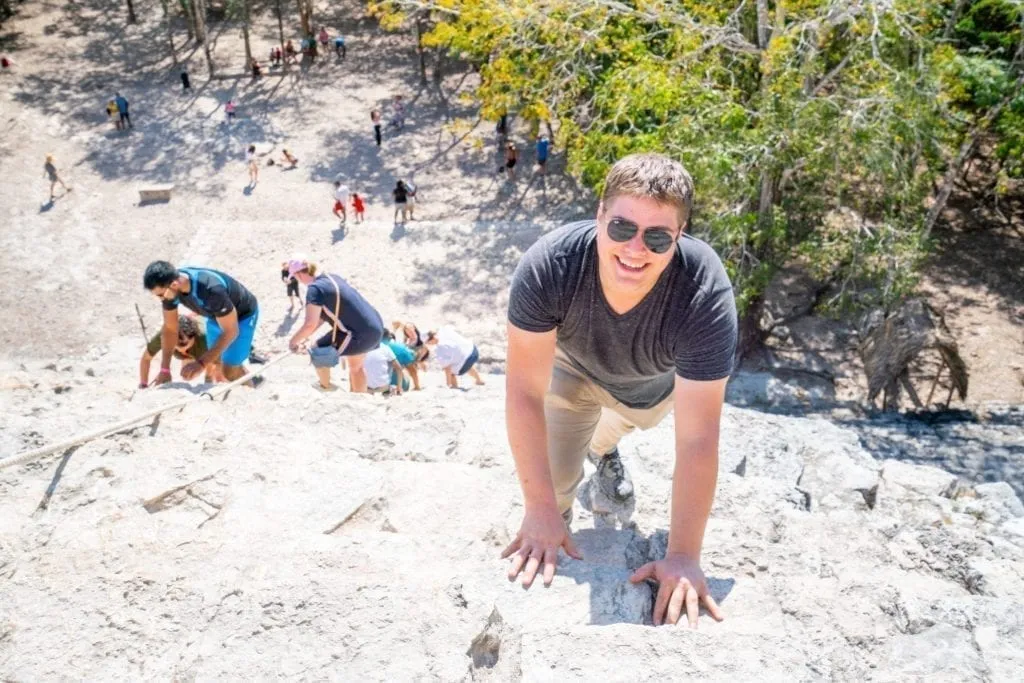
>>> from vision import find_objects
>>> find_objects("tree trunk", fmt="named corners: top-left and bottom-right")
top-left (180, 0), bottom-right (195, 41)
top-left (432, 44), bottom-right (444, 82)
top-left (943, 0), bottom-right (969, 39)
top-left (923, 72), bottom-right (1024, 240)
top-left (160, 0), bottom-right (178, 66)
top-left (297, 0), bottom-right (313, 36)
top-left (275, 0), bottom-right (285, 53)
top-left (192, 0), bottom-right (214, 76)
top-left (241, 0), bottom-right (252, 67)
top-left (126, 0), bottom-right (137, 24)
top-left (414, 15), bottom-right (428, 84)
top-left (735, 295), bottom-right (768, 364)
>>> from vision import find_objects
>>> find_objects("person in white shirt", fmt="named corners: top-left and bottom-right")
top-left (426, 326), bottom-right (486, 389)
top-left (332, 180), bottom-right (350, 222)
top-left (362, 343), bottom-right (404, 394)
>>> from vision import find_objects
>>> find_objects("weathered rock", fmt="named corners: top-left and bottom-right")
top-left (1, 353), bottom-right (1022, 679)
top-left (878, 623), bottom-right (988, 679)
top-left (880, 459), bottom-right (958, 497)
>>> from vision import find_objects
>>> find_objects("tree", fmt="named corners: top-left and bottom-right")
top-left (191, 0), bottom-right (215, 76)
top-left (275, 0), bottom-right (286, 57)
top-left (370, 0), bottom-right (1020, 361)
top-left (228, 0), bottom-right (254, 67)
top-left (297, 0), bottom-right (314, 36)
top-left (126, 0), bottom-right (137, 24)
top-left (370, 1), bottom-right (440, 84)
top-left (160, 0), bottom-right (178, 66)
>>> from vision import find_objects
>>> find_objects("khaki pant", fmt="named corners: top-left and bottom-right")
top-left (546, 349), bottom-right (674, 513)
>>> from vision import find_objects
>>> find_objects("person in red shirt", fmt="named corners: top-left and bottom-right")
top-left (352, 193), bottom-right (366, 223)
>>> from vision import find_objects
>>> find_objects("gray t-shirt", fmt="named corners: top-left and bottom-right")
top-left (508, 220), bottom-right (738, 409)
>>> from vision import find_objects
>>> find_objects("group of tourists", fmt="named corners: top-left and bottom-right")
top-left (141, 257), bottom-right (486, 395)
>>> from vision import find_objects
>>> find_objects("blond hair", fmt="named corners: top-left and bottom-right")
top-left (600, 153), bottom-right (695, 226)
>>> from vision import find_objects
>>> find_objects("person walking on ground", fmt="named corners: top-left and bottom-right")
top-left (245, 145), bottom-right (259, 186)
top-left (138, 315), bottom-right (223, 388)
top-left (363, 342), bottom-right (405, 395)
top-left (382, 329), bottom-right (421, 390)
top-left (284, 40), bottom-right (297, 64)
top-left (352, 193), bottom-right (365, 223)
top-left (392, 180), bottom-right (409, 223)
top-left (536, 134), bottom-right (550, 174)
top-left (225, 99), bottom-right (237, 123)
top-left (334, 34), bottom-right (346, 59)
top-left (332, 180), bottom-right (350, 222)
top-left (250, 57), bottom-right (263, 80)
top-left (114, 92), bottom-right (132, 129)
top-left (180, 69), bottom-right (191, 91)
top-left (502, 153), bottom-right (737, 628)
top-left (43, 154), bottom-right (70, 201)
top-left (105, 98), bottom-right (120, 130)
top-left (280, 261), bottom-right (302, 311)
top-left (286, 260), bottom-right (385, 393)
top-left (390, 95), bottom-right (405, 130)
top-left (318, 26), bottom-right (330, 52)
top-left (503, 142), bottom-right (519, 181)
top-left (144, 261), bottom-right (263, 386)
top-left (371, 109), bottom-right (383, 147)
top-left (426, 326), bottom-right (485, 389)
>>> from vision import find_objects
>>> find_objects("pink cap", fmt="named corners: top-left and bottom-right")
top-left (286, 258), bottom-right (308, 278)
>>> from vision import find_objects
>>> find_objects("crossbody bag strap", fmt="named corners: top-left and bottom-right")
top-left (325, 275), bottom-right (342, 346)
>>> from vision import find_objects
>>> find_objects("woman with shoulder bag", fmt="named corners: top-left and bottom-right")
top-left (286, 259), bottom-right (385, 392)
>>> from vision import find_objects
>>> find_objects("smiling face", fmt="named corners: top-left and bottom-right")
top-left (595, 194), bottom-right (684, 306)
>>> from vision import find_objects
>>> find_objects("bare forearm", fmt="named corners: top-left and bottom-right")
top-left (667, 441), bottom-right (718, 559)
top-left (159, 328), bottom-right (176, 370)
top-left (506, 390), bottom-right (557, 509)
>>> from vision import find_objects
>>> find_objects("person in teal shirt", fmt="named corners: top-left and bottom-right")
top-left (383, 330), bottom-right (420, 390)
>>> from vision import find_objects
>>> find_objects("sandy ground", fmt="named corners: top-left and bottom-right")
top-left (0, 0), bottom-right (590, 366)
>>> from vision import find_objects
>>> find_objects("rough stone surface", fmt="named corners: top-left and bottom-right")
top-left (2, 346), bottom-right (1024, 679)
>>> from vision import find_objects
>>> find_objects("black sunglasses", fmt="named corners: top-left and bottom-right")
top-left (606, 217), bottom-right (678, 254)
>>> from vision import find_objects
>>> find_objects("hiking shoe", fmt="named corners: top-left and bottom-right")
top-left (588, 448), bottom-right (634, 503)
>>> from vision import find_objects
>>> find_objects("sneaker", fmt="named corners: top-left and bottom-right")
top-left (588, 448), bottom-right (634, 503)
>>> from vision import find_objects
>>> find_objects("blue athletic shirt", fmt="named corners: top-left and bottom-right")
top-left (536, 138), bottom-right (550, 160)
top-left (162, 267), bottom-right (259, 320)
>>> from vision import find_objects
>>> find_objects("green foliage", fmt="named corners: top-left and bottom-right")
top-left (368, 0), bottom-right (1023, 332)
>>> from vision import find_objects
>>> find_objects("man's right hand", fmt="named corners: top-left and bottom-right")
top-left (501, 505), bottom-right (583, 588)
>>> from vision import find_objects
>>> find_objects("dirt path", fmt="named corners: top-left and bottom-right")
top-left (0, 0), bottom-right (591, 359)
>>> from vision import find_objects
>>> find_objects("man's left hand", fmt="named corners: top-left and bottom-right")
top-left (180, 361), bottom-right (205, 380)
top-left (629, 553), bottom-right (724, 628)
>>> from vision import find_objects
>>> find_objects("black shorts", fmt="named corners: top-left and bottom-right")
top-left (506, 159), bottom-right (517, 169)
top-left (286, 280), bottom-right (299, 296)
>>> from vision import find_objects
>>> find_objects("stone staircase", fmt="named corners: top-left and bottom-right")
top-left (1, 344), bottom-right (1023, 680)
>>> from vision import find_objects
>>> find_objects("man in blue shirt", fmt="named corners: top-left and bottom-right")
top-left (536, 134), bottom-right (550, 174)
top-left (143, 261), bottom-right (260, 386)
top-left (334, 35), bottom-right (346, 59)
top-left (114, 92), bottom-right (132, 129)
